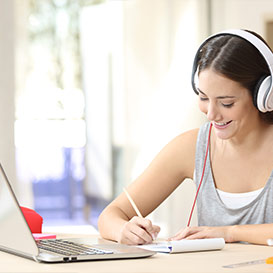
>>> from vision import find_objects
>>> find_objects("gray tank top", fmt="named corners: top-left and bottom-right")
top-left (194, 122), bottom-right (273, 226)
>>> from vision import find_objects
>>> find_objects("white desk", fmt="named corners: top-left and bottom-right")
top-left (0, 233), bottom-right (272, 273)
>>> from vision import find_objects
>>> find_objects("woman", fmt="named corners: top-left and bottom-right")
top-left (98, 29), bottom-right (273, 245)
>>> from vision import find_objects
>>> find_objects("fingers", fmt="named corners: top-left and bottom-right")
top-left (152, 224), bottom-right (161, 239)
top-left (169, 226), bottom-right (227, 241)
top-left (119, 223), bottom-right (149, 245)
top-left (168, 226), bottom-right (205, 241)
top-left (133, 216), bottom-right (161, 240)
top-left (119, 217), bottom-right (160, 245)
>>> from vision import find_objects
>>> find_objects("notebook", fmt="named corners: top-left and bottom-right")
top-left (0, 164), bottom-right (155, 263)
top-left (138, 238), bottom-right (225, 253)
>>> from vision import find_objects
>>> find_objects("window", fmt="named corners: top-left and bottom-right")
top-left (16, 0), bottom-right (96, 227)
top-left (16, 0), bottom-right (124, 228)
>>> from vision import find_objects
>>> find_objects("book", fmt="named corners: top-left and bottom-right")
top-left (32, 233), bottom-right (56, 240)
top-left (138, 238), bottom-right (225, 253)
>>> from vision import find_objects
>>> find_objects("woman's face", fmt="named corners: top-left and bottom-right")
top-left (197, 68), bottom-right (260, 141)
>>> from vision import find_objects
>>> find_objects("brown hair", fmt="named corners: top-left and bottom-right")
top-left (197, 31), bottom-right (273, 123)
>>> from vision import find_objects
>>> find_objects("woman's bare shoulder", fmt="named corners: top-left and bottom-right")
top-left (159, 128), bottom-right (200, 179)
top-left (171, 128), bottom-right (200, 148)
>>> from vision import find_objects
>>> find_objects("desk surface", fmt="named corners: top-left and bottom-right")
top-left (0, 233), bottom-right (273, 273)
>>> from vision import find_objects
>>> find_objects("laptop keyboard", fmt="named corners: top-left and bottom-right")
top-left (37, 239), bottom-right (114, 256)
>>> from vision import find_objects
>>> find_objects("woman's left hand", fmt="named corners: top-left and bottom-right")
top-left (168, 225), bottom-right (235, 243)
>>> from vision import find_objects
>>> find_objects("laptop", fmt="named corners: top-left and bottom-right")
top-left (0, 164), bottom-right (155, 262)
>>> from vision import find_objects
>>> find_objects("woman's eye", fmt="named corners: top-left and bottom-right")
top-left (222, 103), bottom-right (234, 108)
top-left (199, 97), bottom-right (208, 101)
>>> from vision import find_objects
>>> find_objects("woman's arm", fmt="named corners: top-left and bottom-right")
top-left (169, 223), bottom-right (273, 245)
top-left (98, 129), bottom-right (199, 244)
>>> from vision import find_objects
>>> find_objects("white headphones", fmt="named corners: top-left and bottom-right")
top-left (191, 29), bottom-right (273, 113)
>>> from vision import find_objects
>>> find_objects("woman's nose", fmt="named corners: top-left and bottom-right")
top-left (206, 102), bottom-right (220, 121)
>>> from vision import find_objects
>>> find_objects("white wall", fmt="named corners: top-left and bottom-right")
top-left (121, 0), bottom-right (208, 237)
top-left (0, 1), bottom-right (17, 195)
top-left (211, 0), bottom-right (273, 36)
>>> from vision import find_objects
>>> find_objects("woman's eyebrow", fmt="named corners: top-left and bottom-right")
top-left (197, 88), bottom-right (236, 99)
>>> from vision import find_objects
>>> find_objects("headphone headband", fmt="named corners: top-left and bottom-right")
top-left (191, 29), bottom-right (273, 112)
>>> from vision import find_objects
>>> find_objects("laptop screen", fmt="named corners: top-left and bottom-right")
top-left (0, 164), bottom-right (39, 258)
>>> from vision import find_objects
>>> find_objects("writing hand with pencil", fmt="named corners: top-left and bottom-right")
top-left (119, 188), bottom-right (160, 245)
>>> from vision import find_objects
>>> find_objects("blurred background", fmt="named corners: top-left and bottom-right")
top-left (1, 0), bottom-right (273, 237)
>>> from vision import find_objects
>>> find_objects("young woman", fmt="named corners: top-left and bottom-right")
top-left (98, 29), bottom-right (273, 246)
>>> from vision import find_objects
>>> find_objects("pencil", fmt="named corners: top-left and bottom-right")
top-left (123, 188), bottom-right (143, 218)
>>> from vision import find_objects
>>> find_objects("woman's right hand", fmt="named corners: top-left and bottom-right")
top-left (118, 216), bottom-right (160, 245)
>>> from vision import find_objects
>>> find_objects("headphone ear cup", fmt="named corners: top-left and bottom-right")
top-left (253, 75), bottom-right (267, 109)
top-left (256, 75), bottom-right (272, 112)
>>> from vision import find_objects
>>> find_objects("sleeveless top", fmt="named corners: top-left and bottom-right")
top-left (194, 122), bottom-right (273, 226)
